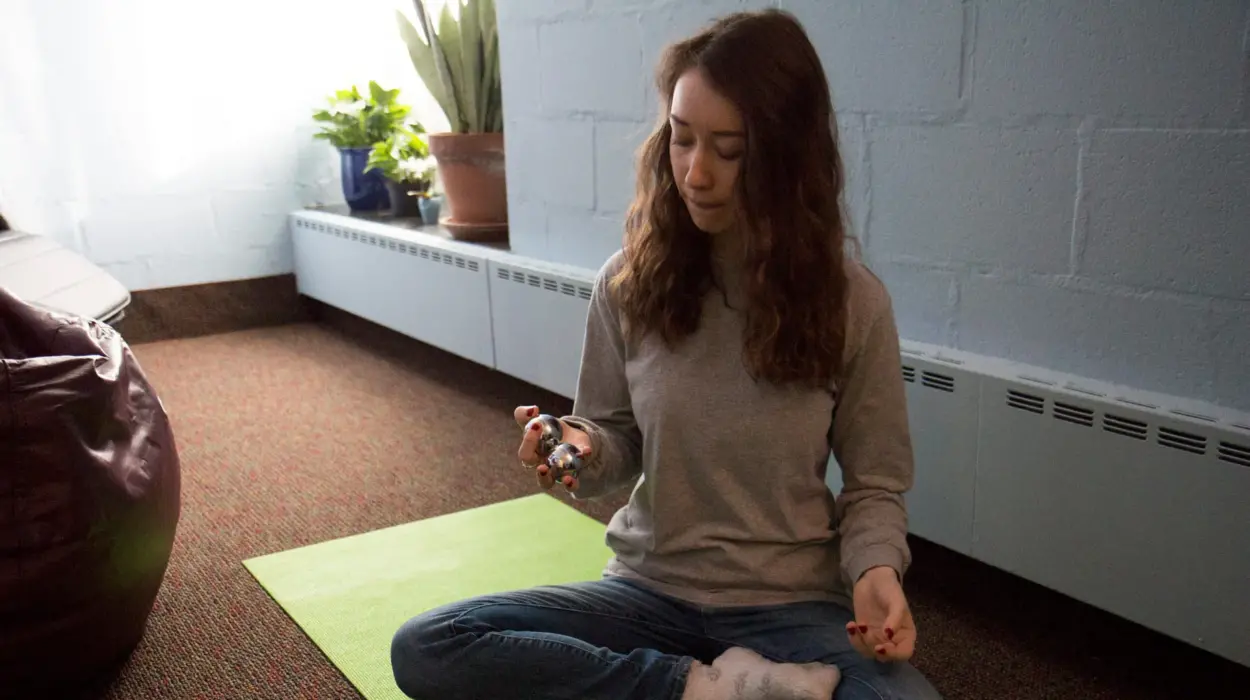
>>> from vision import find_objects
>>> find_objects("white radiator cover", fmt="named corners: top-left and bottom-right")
top-left (290, 211), bottom-right (496, 367)
top-left (888, 343), bottom-right (1250, 669)
top-left (290, 210), bottom-right (1250, 668)
top-left (488, 258), bottom-right (595, 400)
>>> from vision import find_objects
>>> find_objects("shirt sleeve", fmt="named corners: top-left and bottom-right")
top-left (559, 256), bottom-right (644, 500)
top-left (830, 281), bottom-right (915, 587)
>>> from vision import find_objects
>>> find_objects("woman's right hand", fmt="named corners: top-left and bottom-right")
top-left (514, 406), bottom-right (593, 492)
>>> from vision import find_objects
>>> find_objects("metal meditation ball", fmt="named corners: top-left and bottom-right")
top-left (525, 413), bottom-right (564, 457)
top-left (546, 443), bottom-right (584, 482)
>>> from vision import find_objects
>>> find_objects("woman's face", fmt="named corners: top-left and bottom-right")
top-left (668, 67), bottom-right (745, 235)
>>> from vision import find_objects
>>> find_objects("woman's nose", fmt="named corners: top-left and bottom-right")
top-left (685, 150), bottom-right (712, 189)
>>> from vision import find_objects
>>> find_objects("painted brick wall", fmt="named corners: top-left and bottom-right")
top-left (497, 0), bottom-right (1250, 413)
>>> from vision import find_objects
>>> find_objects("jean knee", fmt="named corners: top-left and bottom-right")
top-left (837, 662), bottom-right (942, 700)
top-left (391, 612), bottom-right (452, 699)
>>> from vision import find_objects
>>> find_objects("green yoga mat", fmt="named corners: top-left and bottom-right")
top-left (243, 494), bottom-right (613, 700)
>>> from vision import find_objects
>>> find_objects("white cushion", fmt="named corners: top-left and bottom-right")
top-left (0, 232), bottom-right (130, 323)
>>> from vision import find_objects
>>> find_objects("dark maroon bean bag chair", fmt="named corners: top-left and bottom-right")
top-left (0, 286), bottom-right (181, 698)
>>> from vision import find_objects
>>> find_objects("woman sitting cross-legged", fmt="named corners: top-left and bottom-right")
top-left (391, 8), bottom-right (942, 700)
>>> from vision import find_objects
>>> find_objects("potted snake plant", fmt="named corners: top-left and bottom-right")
top-left (396, 0), bottom-right (506, 241)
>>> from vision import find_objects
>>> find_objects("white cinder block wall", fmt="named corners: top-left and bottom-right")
top-left (497, 0), bottom-right (1250, 414)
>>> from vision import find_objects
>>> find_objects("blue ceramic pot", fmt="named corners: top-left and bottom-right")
top-left (339, 147), bottom-right (390, 212)
top-left (418, 194), bottom-right (442, 226)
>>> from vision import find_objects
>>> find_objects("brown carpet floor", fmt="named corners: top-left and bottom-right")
top-left (93, 315), bottom-right (1247, 700)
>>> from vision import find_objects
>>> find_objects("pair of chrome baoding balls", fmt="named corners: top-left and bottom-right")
top-left (525, 414), bottom-right (585, 483)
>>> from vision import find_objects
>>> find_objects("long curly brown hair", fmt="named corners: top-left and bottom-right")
top-left (611, 9), bottom-right (853, 389)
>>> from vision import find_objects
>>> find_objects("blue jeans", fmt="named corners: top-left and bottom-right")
top-left (391, 576), bottom-right (942, 700)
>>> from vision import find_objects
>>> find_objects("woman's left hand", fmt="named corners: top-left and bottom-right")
top-left (846, 566), bottom-right (917, 662)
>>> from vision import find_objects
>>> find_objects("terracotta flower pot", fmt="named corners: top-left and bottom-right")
top-left (427, 132), bottom-right (508, 241)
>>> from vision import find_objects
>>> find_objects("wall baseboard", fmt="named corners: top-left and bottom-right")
top-left (115, 274), bottom-right (313, 344)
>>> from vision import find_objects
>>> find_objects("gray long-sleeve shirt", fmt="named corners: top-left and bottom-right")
top-left (562, 246), bottom-right (914, 608)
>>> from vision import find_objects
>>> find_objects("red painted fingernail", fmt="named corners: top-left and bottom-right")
top-left (537, 466), bottom-right (548, 475)
top-left (858, 625), bottom-right (868, 634)
top-left (847, 627), bottom-right (857, 636)
top-left (528, 408), bottom-right (537, 416)
top-left (886, 628), bottom-right (894, 640)
top-left (530, 423), bottom-right (540, 431)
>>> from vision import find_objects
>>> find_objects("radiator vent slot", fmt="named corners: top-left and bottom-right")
top-left (902, 365), bottom-right (916, 383)
top-left (1054, 401), bottom-right (1094, 428)
top-left (1218, 441), bottom-right (1250, 467)
top-left (497, 267), bottom-right (593, 300)
top-left (921, 371), bottom-right (954, 393)
top-left (1103, 414), bottom-right (1147, 441)
top-left (1158, 426), bottom-right (1206, 456)
top-left (1007, 389), bottom-right (1044, 414)
top-left (399, 242), bottom-right (478, 271)
top-left (303, 219), bottom-right (480, 271)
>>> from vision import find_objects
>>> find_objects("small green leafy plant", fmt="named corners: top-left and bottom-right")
top-left (397, 0), bottom-right (502, 133)
top-left (312, 81), bottom-right (412, 149)
top-left (365, 124), bottom-right (437, 191)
